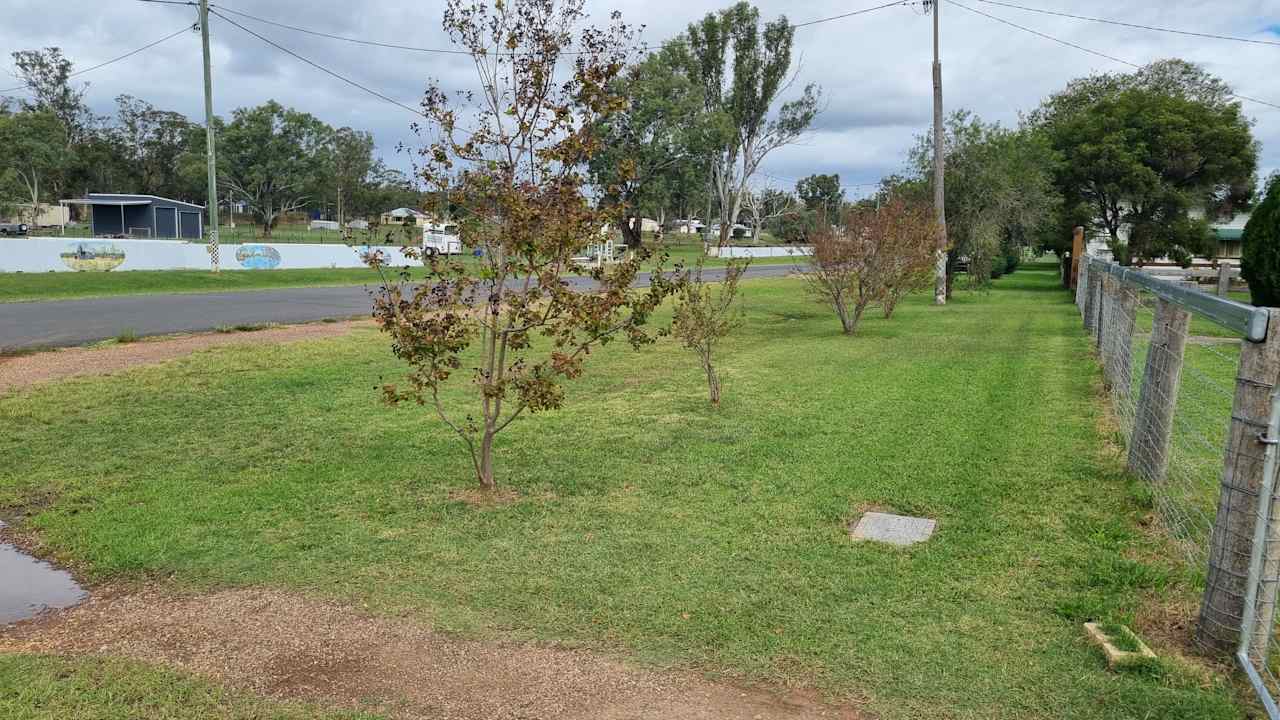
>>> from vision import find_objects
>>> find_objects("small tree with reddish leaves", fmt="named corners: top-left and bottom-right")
top-left (802, 199), bottom-right (937, 335)
top-left (877, 199), bottom-right (938, 319)
top-left (671, 258), bottom-right (749, 406)
top-left (368, 0), bottom-right (677, 490)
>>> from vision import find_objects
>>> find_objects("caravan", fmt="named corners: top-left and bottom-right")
top-left (422, 222), bottom-right (463, 256)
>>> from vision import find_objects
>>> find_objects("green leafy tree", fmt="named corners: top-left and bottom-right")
top-left (911, 111), bottom-right (1059, 289)
top-left (0, 111), bottom-right (68, 224)
top-left (1033, 60), bottom-right (1256, 264)
top-left (113, 95), bottom-right (194, 198)
top-left (10, 48), bottom-right (91, 143)
top-left (590, 44), bottom-right (708, 247)
top-left (796, 173), bottom-right (844, 220)
top-left (1242, 175), bottom-right (1280, 306)
top-left (685, 2), bottom-right (819, 249)
top-left (326, 127), bottom-right (376, 227)
top-left (218, 101), bottom-right (333, 236)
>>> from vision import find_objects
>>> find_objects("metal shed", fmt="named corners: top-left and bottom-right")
top-left (62, 194), bottom-right (205, 240)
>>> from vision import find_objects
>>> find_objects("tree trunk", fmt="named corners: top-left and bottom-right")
top-left (619, 217), bottom-right (642, 248)
top-left (477, 430), bottom-right (496, 489)
top-left (704, 358), bottom-right (721, 406)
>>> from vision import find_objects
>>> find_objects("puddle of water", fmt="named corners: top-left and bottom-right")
top-left (0, 524), bottom-right (87, 624)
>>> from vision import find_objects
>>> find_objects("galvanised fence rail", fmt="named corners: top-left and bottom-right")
top-left (1076, 255), bottom-right (1280, 716)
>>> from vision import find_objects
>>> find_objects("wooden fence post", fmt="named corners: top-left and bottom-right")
top-left (1082, 262), bottom-right (1097, 333)
top-left (1070, 226), bottom-right (1084, 289)
top-left (1076, 256), bottom-right (1090, 315)
top-left (1099, 273), bottom-right (1118, 384)
top-left (1092, 265), bottom-right (1107, 347)
top-left (1198, 309), bottom-right (1280, 655)
top-left (1128, 298), bottom-right (1191, 483)
top-left (1108, 277), bottom-right (1138, 399)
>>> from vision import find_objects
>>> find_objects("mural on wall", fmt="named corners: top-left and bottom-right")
top-left (235, 244), bottom-right (282, 270)
top-left (60, 242), bottom-right (126, 272)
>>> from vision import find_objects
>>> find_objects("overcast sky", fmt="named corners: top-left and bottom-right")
top-left (3, 0), bottom-right (1278, 199)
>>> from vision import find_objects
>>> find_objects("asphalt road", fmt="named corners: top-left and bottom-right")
top-left (0, 264), bottom-right (795, 351)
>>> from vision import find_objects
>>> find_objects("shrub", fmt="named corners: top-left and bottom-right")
top-left (801, 199), bottom-right (936, 334)
top-left (1005, 253), bottom-right (1021, 274)
top-left (1243, 175), bottom-right (1280, 306)
top-left (672, 258), bottom-right (749, 406)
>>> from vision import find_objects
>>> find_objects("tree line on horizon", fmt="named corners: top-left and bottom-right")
top-left (0, 21), bottom-right (1265, 276)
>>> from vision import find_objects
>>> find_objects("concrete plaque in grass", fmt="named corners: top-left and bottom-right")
top-left (850, 512), bottom-right (936, 546)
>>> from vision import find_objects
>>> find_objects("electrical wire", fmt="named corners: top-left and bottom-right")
top-left (208, 0), bottom-right (914, 58)
top-left (1, 24), bottom-right (196, 95)
top-left (211, 5), bottom-right (472, 56)
top-left (945, 0), bottom-right (1280, 111)
top-left (974, 0), bottom-right (1280, 49)
top-left (791, 1), bottom-right (915, 29)
top-left (209, 8), bottom-right (429, 119)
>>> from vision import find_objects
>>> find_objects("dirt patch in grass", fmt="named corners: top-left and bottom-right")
top-left (447, 486), bottom-right (524, 508)
top-left (0, 586), bottom-right (866, 720)
top-left (0, 320), bottom-right (370, 394)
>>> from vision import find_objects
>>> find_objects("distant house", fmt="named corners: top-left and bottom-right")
top-left (3, 202), bottom-right (70, 228)
top-left (1210, 212), bottom-right (1249, 259)
top-left (380, 207), bottom-right (431, 227)
top-left (668, 219), bottom-right (705, 234)
top-left (62, 193), bottom-right (205, 239)
top-left (1082, 210), bottom-right (1252, 262)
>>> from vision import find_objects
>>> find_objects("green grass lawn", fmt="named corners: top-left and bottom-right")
top-left (0, 243), bottom-right (799, 303)
top-left (0, 264), bottom-right (1246, 718)
top-left (0, 266), bottom-right (424, 303)
top-left (0, 655), bottom-right (378, 720)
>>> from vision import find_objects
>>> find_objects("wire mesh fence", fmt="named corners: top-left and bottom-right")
top-left (1076, 255), bottom-right (1280, 717)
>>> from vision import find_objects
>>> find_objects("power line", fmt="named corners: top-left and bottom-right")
top-left (944, 0), bottom-right (1280, 111)
top-left (1, 24), bottom-right (196, 95)
top-left (211, 4), bottom-right (472, 56)
top-left (209, 8), bottom-right (429, 119)
top-left (209, 0), bottom-right (914, 59)
top-left (946, 0), bottom-right (1137, 67)
top-left (791, 1), bottom-right (915, 29)
top-left (974, 0), bottom-right (1280, 49)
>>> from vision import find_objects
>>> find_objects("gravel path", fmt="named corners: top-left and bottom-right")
top-left (0, 586), bottom-right (865, 720)
top-left (0, 320), bottom-right (366, 394)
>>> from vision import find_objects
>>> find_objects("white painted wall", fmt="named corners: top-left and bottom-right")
top-left (0, 237), bottom-right (423, 273)
top-left (714, 245), bottom-right (812, 259)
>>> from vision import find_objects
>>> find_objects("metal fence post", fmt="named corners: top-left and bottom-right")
top-left (1199, 309), bottom-right (1280, 655)
top-left (1128, 298), bottom-right (1191, 483)
top-left (1240, 393), bottom-right (1280, 674)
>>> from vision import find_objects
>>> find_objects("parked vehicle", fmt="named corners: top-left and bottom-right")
top-left (0, 222), bottom-right (29, 236)
top-left (422, 223), bottom-right (462, 256)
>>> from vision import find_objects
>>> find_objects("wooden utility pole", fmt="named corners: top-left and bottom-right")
top-left (199, 0), bottom-right (220, 272)
top-left (931, 0), bottom-right (947, 305)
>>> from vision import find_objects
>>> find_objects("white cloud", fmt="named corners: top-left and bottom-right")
top-left (2, 0), bottom-right (1277, 191)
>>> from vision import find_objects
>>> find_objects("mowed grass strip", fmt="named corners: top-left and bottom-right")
top-left (0, 265), bottom-right (1245, 719)
top-left (0, 654), bottom-right (382, 720)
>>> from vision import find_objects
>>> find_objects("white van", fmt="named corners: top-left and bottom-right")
top-left (422, 223), bottom-right (462, 256)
